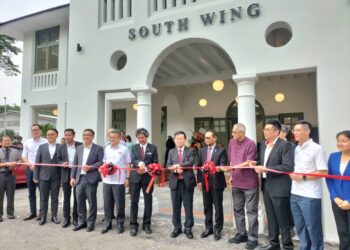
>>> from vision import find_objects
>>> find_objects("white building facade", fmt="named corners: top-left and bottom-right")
top-left (1, 0), bottom-right (350, 243)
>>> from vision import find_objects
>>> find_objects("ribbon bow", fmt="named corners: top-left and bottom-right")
top-left (100, 162), bottom-right (119, 177)
top-left (202, 161), bottom-right (217, 192)
top-left (146, 163), bottom-right (162, 194)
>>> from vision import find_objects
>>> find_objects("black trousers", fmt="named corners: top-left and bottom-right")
top-left (332, 201), bottom-right (350, 250)
top-left (62, 181), bottom-right (78, 220)
top-left (76, 176), bottom-right (98, 227)
top-left (202, 186), bottom-right (224, 232)
top-left (26, 168), bottom-right (38, 215)
top-left (263, 188), bottom-right (293, 249)
top-left (0, 172), bottom-right (16, 217)
top-left (171, 180), bottom-right (194, 230)
top-left (103, 183), bottom-right (125, 227)
top-left (129, 181), bottom-right (153, 228)
top-left (39, 179), bottom-right (60, 218)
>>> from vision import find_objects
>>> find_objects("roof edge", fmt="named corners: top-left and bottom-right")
top-left (0, 4), bottom-right (70, 27)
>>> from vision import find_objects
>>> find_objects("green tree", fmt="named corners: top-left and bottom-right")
top-left (40, 123), bottom-right (54, 137)
top-left (0, 129), bottom-right (16, 140)
top-left (0, 34), bottom-right (22, 76)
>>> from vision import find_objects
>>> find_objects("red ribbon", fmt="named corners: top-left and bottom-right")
top-left (202, 161), bottom-right (217, 192)
top-left (100, 163), bottom-right (119, 178)
top-left (146, 163), bottom-right (162, 194)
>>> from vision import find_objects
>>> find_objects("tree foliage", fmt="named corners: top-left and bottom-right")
top-left (0, 34), bottom-right (22, 76)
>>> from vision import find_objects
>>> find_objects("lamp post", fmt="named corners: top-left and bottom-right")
top-left (3, 97), bottom-right (7, 136)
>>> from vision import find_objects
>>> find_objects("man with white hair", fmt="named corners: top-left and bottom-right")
top-left (226, 123), bottom-right (259, 250)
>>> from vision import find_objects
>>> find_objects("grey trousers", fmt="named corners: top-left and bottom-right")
top-left (232, 187), bottom-right (259, 241)
top-left (0, 173), bottom-right (16, 217)
top-left (39, 179), bottom-right (60, 218)
top-left (76, 176), bottom-right (98, 227)
top-left (103, 183), bottom-right (125, 227)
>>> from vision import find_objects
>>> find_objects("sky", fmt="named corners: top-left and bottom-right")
top-left (0, 0), bottom-right (69, 106)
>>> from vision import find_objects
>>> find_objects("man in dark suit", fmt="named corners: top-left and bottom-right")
top-left (60, 128), bottom-right (82, 228)
top-left (253, 120), bottom-right (294, 250)
top-left (129, 128), bottom-right (159, 236)
top-left (0, 136), bottom-right (22, 222)
top-left (70, 129), bottom-right (104, 232)
top-left (167, 131), bottom-right (196, 239)
top-left (33, 128), bottom-right (62, 226)
top-left (197, 130), bottom-right (227, 241)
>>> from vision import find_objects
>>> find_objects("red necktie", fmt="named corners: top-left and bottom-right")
top-left (207, 147), bottom-right (212, 162)
top-left (141, 145), bottom-right (145, 160)
top-left (178, 149), bottom-right (183, 179)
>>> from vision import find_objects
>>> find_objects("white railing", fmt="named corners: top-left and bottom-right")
top-left (149, 0), bottom-right (213, 15)
top-left (32, 71), bottom-right (58, 90)
top-left (100, 0), bottom-right (133, 26)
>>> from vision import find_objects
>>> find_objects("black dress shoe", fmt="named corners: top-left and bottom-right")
top-left (73, 223), bottom-right (87, 231)
top-left (39, 217), bottom-right (47, 226)
top-left (143, 225), bottom-right (152, 234)
top-left (101, 225), bottom-right (112, 234)
top-left (117, 224), bottom-right (124, 234)
top-left (229, 233), bottom-right (248, 244)
top-left (130, 228), bottom-right (138, 236)
top-left (23, 214), bottom-right (36, 221)
top-left (170, 228), bottom-right (182, 238)
top-left (86, 226), bottom-right (94, 232)
top-left (259, 245), bottom-right (281, 250)
top-left (185, 229), bottom-right (194, 239)
top-left (7, 214), bottom-right (15, 219)
top-left (62, 218), bottom-right (70, 228)
top-left (200, 228), bottom-right (213, 238)
top-left (246, 240), bottom-right (258, 250)
top-left (72, 218), bottom-right (78, 226)
top-left (51, 217), bottom-right (60, 224)
top-left (214, 231), bottom-right (221, 241)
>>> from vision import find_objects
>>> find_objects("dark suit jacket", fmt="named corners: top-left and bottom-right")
top-left (130, 143), bottom-right (159, 184)
top-left (59, 141), bottom-right (82, 183)
top-left (197, 145), bottom-right (227, 190)
top-left (167, 146), bottom-right (196, 190)
top-left (70, 143), bottom-right (104, 185)
top-left (259, 138), bottom-right (294, 197)
top-left (34, 143), bottom-right (62, 181)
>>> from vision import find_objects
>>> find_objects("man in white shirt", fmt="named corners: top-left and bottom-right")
top-left (290, 121), bottom-right (328, 250)
top-left (100, 129), bottom-right (130, 234)
top-left (22, 124), bottom-right (47, 221)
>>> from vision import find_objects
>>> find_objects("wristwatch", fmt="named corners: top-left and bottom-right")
top-left (302, 175), bottom-right (307, 181)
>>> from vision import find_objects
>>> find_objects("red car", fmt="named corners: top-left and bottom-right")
top-left (15, 164), bottom-right (27, 184)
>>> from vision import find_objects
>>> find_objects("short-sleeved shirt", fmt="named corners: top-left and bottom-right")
top-left (103, 143), bottom-right (131, 185)
top-left (291, 139), bottom-right (328, 199)
top-left (22, 137), bottom-right (48, 163)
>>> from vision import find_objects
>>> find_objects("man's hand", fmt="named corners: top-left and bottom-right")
top-left (247, 160), bottom-right (257, 166)
top-left (197, 183), bottom-right (202, 192)
top-left (70, 178), bottom-right (76, 187)
top-left (289, 173), bottom-right (303, 181)
top-left (63, 162), bottom-right (69, 168)
top-left (334, 197), bottom-right (344, 206)
top-left (339, 200), bottom-right (350, 210)
top-left (177, 166), bottom-right (183, 174)
top-left (138, 163), bottom-right (146, 174)
top-left (82, 165), bottom-right (90, 172)
top-left (29, 164), bottom-right (35, 171)
top-left (215, 166), bottom-right (221, 173)
top-left (33, 179), bottom-right (39, 184)
top-left (254, 165), bottom-right (267, 174)
top-left (125, 179), bottom-right (129, 188)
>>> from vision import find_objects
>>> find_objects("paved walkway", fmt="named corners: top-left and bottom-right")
top-left (0, 184), bottom-right (338, 250)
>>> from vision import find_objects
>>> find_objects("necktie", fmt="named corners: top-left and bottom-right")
top-left (5, 148), bottom-right (10, 162)
top-left (178, 149), bottom-right (182, 164)
top-left (207, 147), bottom-right (212, 162)
top-left (141, 145), bottom-right (145, 160)
top-left (178, 149), bottom-right (183, 179)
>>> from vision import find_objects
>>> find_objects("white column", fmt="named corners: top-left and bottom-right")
top-left (131, 86), bottom-right (157, 141)
top-left (232, 74), bottom-right (257, 142)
